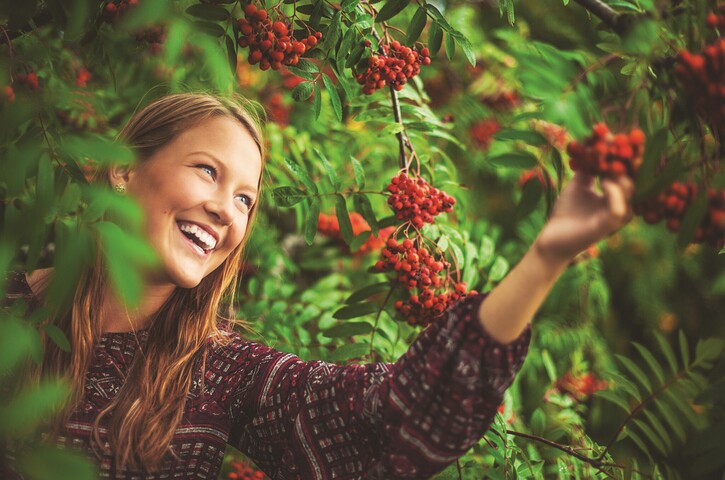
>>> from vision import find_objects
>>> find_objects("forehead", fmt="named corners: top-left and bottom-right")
top-left (169, 116), bottom-right (263, 182)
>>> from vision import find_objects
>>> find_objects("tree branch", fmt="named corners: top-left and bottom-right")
top-left (573, 0), bottom-right (641, 36)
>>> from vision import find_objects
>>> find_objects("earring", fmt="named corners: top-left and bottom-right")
top-left (114, 183), bottom-right (127, 194)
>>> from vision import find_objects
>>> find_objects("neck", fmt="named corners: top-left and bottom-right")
top-left (101, 283), bottom-right (175, 333)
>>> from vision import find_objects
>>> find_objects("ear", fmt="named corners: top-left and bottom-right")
top-left (108, 164), bottom-right (132, 188)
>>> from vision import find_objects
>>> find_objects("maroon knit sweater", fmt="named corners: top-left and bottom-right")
top-left (2, 272), bottom-right (530, 479)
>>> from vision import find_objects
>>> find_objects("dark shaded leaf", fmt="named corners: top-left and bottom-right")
top-left (376, 0), bottom-right (411, 23)
top-left (335, 194), bottom-right (354, 244)
top-left (333, 301), bottom-right (379, 319)
top-left (322, 321), bottom-right (373, 338)
top-left (186, 4), bottom-right (230, 21)
top-left (406, 7), bottom-right (427, 44)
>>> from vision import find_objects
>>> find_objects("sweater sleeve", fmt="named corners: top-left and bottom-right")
top-left (226, 293), bottom-right (531, 480)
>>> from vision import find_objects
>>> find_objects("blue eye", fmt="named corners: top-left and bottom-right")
top-left (236, 194), bottom-right (253, 208)
top-left (198, 164), bottom-right (216, 178)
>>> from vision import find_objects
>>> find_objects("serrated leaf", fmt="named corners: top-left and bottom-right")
top-left (328, 342), bottom-right (370, 362)
top-left (451, 32), bottom-right (475, 66)
top-left (488, 152), bottom-right (538, 169)
top-left (192, 20), bottom-right (226, 37)
top-left (624, 429), bottom-right (653, 461)
top-left (632, 418), bottom-right (668, 456)
top-left (321, 11), bottom-right (341, 52)
top-left (322, 73), bottom-right (343, 122)
top-left (428, 21), bottom-right (443, 55)
top-left (608, 371), bottom-right (642, 402)
top-left (488, 256), bottom-right (509, 282)
top-left (652, 396), bottom-right (687, 443)
top-left (352, 157), bottom-right (365, 189)
top-left (406, 7), bottom-right (427, 44)
top-left (350, 231), bottom-right (372, 251)
top-left (375, 0), bottom-right (410, 23)
top-left (517, 177), bottom-right (543, 219)
top-left (295, 58), bottom-right (320, 73)
top-left (322, 321), bottom-right (373, 338)
top-left (633, 342), bottom-right (665, 384)
top-left (354, 193), bottom-right (378, 236)
top-left (284, 157), bottom-right (317, 193)
top-left (341, 0), bottom-right (359, 13)
top-left (313, 82), bottom-right (322, 119)
top-left (315, 148), bottom-right (340, 190)
top-left (42, 324), bottom-right (70, 352)
top-left (186, 4), bottom-right (229, 21)
top-left (444, 32), bottom-right (455, 60)
top-left (292, 81), bottom-right (315, 102)
top-left (272, 186), bottom-right (308, 207)
top-left (335, 194), bottom-right (354, 244)
top-left (285, 67), bottom-right (315, 80)
top-left (677, 192), bottom-right (708, 248)
top-left (225, 34), bottom-right (237, 72)
top-left (679, 330), bottom-right (690, 366)
top-left (333, 301), bottom-right (379, 319)
top-left (595, 389), bottom-right (631, 413)
top-left (653, 331), bottom-right (678, 376)
top-left (494, 129), bottom-right (548, 146)
top-left (642, 409), bottom-right (672, 452)
top-left (304, 197), bottom-right (320, 245)
top-left (617, 354), bottom-right (651, 391)
top-left (337, 27), bottom-right (357, 70)
top-left (346, 282), bottom-right (391, 304)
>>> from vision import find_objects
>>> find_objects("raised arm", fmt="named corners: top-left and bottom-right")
top-left (479, 172), bottom-right (635, 344)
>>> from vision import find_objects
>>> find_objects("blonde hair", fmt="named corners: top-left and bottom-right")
top-left (41, 92), bottom-right (266, 471)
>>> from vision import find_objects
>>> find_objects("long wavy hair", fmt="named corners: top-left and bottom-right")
top-left (40, 92), bottom-right (266, 471)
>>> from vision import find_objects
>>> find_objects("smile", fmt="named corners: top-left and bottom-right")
top-left (178, 222), bottom-right (217, 255)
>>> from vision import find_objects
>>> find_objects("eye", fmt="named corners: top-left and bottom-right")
top-left (198, 164), bottom-right (217, 179)
top-left (235, 194), bottom-right (253, 209)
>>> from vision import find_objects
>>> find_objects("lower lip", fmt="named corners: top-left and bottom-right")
top-left (178, 225), bottom-right (211, 257)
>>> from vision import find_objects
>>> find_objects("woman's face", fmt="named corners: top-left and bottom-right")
top-left (122, 115), bottom-right (262, 289)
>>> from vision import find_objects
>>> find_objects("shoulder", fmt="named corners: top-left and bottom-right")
top-left (206, 326), bottom-right (292, 368)
top-left (3, 269), bottom-right (51, 307)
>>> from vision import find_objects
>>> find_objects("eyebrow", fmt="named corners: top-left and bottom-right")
top-left (188, 151), bottom-right (259, 195)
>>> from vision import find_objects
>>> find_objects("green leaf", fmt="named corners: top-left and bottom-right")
top-left (284, 157), bottom-right (318, 193)
top-left (652, 396), bottom-right (687, 443)
top-left (42, 324), bottom-right (70, 352)
top-left (328, 342), bottom-right (370, 362)
top-left (516, 177), bottom-right (543, 219)
top-left (335, 194), bottom-right (354, 245)
top-left (304, 197), bottom-right (321, 245)
top-left (488, 152), bottom-right (538, 169)
top-left (406, 7), bottom-right (427, 44)
top-left (341, 0), bottom-right (359, 13)
top-left (295, 59), bottom-right (320, 73)
top-left (616, 354), bottom-right (651, 391)
top-left (451, 32), bottom-right (476, 66)
top-left (488, 256), bottom-right (509, 282)
top-left (633, 342), bottom-right (665, 384)
top-left (313, 82), bottom-right (322, 120)
top-left (333, 301), bottom-right (379, 319)
top-left (376, 0), bottom-right (411, 23)
top-left (0, 317), bottom-right (37, 374)
top-left (624, 429), bottom-right (653, 461)
top-left (428, 21), bottom-right (443, 55)
top-left (642, 409), bottom-right (672, 452)
top-left (694, 338), bottom-right (725, 366)
top-left (653, 331), bottom-right (679, 376)
top-left (225, 34), bottom-right (237, 72)
top-left (494, 129), bottom-right (548, 146)
top-left (272, 186), bottom-right (308, 207)
top-left (351, 231), bottom-right (372, 251)
top-left (315, 148), bottom-right (340, 191)
top-left (632, 418), bottom-right (668, 456)
top-left (322, 321), bottom-right (373, 338)
top-left (285, 67), bottom-right (314, 80)
top-left (337, 27), bottom-right (358, 71)
top-left (678, 330), bottom-right (690, 366)
top-left (352, 157), bottom-right (365, 189)
top-left (321, 11), bottom-right (341, 52)
top-left (192, 20), bottom-right (226, 37)
top-left (292, 82), bottom-right (315, 102)
top-left (353, 194), bottom-right (378, 235)
top-left (444, 32), bottom-right (455, 60)
top-left (346, 282), bottom-right (391, 304)
top-left (322, 73), bottom-right (343, 122)
top-left (677, 192), bottom-right (708, 248)
top-left (186, 4), bottom-right (229, 21)
top-left (595, 389), bottom-right (631, 413)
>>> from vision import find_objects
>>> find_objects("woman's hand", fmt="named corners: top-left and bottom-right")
top-left (534, 172), bottom-right (635, 267)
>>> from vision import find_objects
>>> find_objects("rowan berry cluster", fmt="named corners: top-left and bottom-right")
top-left (133, 25), bottom-right (167, 54)
top-left (15, 72), bottom-right (39, 91)
top-left (386, 172), bottom-right (456, 228)
top-left (675, 40), bottom-right (725, 137)
top-left (634, 182), bottom-right (725, 248)
top-left (103, 0), bottom-right (138, 23)
top-left (355, 40), bottom-right (430, 94)
top-left (375, 237), bottom-right (474, 326)
top-left (227, 458), bottom-right (266, 479)
top-left (566, 123), bottom-right (645, 178)
top-left (706, 2), bottom-right (725, 30)
top-left (518, 167), bottom-right (553, 190)
top-left (237, 4), bottom-right (322, 71)
top-left (554, 371), bottom-right (608, 401)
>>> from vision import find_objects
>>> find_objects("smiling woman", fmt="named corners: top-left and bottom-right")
top-left (2, 92), bottom-right (634, 480)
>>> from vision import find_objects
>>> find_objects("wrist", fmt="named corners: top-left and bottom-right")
top-left (531, 236), bottom-right (572, 276)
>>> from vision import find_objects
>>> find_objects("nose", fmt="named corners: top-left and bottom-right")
top-left (204, 196), bottom-right (235, 226)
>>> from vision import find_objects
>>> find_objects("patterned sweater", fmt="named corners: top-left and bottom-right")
top-left (2, 272), bottom-right (530, 479)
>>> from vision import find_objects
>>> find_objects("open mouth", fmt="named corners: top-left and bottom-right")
top-left (178, 222), bottom-right (217, 255)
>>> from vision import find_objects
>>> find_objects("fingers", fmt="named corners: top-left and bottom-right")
top-left (601, 176), bottom-right (635, 227)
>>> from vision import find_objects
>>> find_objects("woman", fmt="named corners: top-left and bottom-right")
top-left (3, 92), bottom-right (633, 479)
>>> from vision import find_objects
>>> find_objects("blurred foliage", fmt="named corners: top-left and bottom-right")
top-left (1, 0), bottom-right (724, 479)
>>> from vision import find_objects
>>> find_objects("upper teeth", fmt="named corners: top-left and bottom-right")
top-left (179, 223), bottom-right (217, 250)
